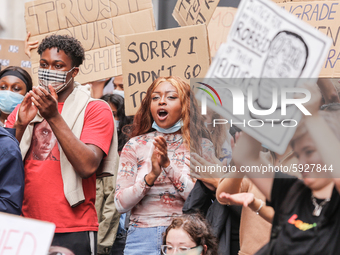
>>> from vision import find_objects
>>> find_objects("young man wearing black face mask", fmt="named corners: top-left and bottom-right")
top-left (6, 35), bottom-right (117, 255)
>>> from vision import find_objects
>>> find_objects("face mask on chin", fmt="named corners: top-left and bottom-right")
top-left (38, 67), bottom-right (75, 93)
top-left (152, 119), bottom-right (183, 134)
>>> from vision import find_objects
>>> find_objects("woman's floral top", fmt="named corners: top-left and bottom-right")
top-left (114, 131), bottom-right (214, 227)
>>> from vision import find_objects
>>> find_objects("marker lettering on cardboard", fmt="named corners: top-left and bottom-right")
top-left (277, 0), bottom-right (340, 77)
top-left (0, 213), bottom-right (55, 255)
top-left (208, 7), bottom-right (237, 57)
top-left (172, 0), bottom-right (220, 26)
top-left (201, 0), bottom-right (332, 155)
top-left (120, 24), bottom-right (211, 116)
top-left (0, 39), bottom-right (31, 74)
top-left (25, 0), bottom-right (155, 86)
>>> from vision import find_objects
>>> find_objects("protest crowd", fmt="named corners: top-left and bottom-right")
top-left (1, 0), bottom-right (340, 255)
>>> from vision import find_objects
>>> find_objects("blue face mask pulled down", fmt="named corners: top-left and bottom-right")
top-left (0, 90), bottom-right (24, 114)
top-left (152, 119), bottom-right (183, 134)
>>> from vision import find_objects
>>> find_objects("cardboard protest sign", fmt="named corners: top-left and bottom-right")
top-left (0, 212), bottom-right (55, 255)
top-left (198, 0), bottom-right (332, 154)
top-left (276, 1), bottom-right (340, 78)
top-left (0, 39), bottom-right (32, 74)
top-left (172, 0), bottom-right (220, 26)
top-left (207, 7), bottom-right (237, 57)
top-left (25, 0), bottom-right (155, 86)
top-left (120, 24), bottom-right (211, 116)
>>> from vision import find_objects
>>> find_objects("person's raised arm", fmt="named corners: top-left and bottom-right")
top-left (24, 32), bottom-right (39, 58)
top-left (232, 132), bottom-right (274, 201)
top-left (302, 83), bottom-right (340, 192)
top-left (115, 140), bottom-right (154, 213)
top-left (216, 132), bottom-right (245, 200)
top-left (305, 115), bottom-right (340, 192)
top-left (188, 153), bottom-right (223, 192)
top-left (216, 172), bottom-right (244, 204)
top-left (317, 78), bottom-right (340, 104)
top-left (218, 192), bottom-right (274, 223)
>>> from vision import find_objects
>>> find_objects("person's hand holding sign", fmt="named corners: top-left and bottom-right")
top-left (29, 85), bottom-right (59, 120)
top-left (298, 82), bottom-right (323, 116)
top-left (24, 32), bottom-right (39, 58)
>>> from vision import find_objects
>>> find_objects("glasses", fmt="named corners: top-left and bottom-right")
top-left (161, 245), bottom-right (198, 254)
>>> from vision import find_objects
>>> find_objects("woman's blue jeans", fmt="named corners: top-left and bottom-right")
top-left (123, 226), bottom-right (168, 255)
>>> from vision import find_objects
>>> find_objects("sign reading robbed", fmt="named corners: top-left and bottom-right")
top-left (0, 213), bottom-right (55, 255)
top-left (120, 24), bottom-right (211, 116)
top-left (25, 0), bottom-right (155, 85)
top-left (199, 0), bottom-right (332, 154)
top-left (0, 39), bottom-right (31, 74)
top-left (172, 0), bottom-right (220, 26)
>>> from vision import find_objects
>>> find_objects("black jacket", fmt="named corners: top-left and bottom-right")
top-left (0, 127), bottom-right (25, 215)
top-left (183, 180), bottom-right (234, 255)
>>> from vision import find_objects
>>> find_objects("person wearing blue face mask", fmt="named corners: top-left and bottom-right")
top-left (0, 66), bottom-right (32, 127)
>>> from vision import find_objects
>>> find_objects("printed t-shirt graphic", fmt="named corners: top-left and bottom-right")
top-left (26, 120), bottom-right (60, 161)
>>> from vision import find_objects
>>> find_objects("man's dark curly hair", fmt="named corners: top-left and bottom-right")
top-left (37, 34), bottom-right (85, 67)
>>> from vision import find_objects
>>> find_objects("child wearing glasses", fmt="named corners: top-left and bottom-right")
top-left (162, 214), bottom-right (218, 255)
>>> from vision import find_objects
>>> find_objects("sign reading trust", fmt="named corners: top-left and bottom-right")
top-left (199, 0), bottom-right (332, 154)
top-left (25, 0), bottom-right (155, 86)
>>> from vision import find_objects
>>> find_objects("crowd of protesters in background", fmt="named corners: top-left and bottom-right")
top-left (1, 20), bottom-right (340, 255)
